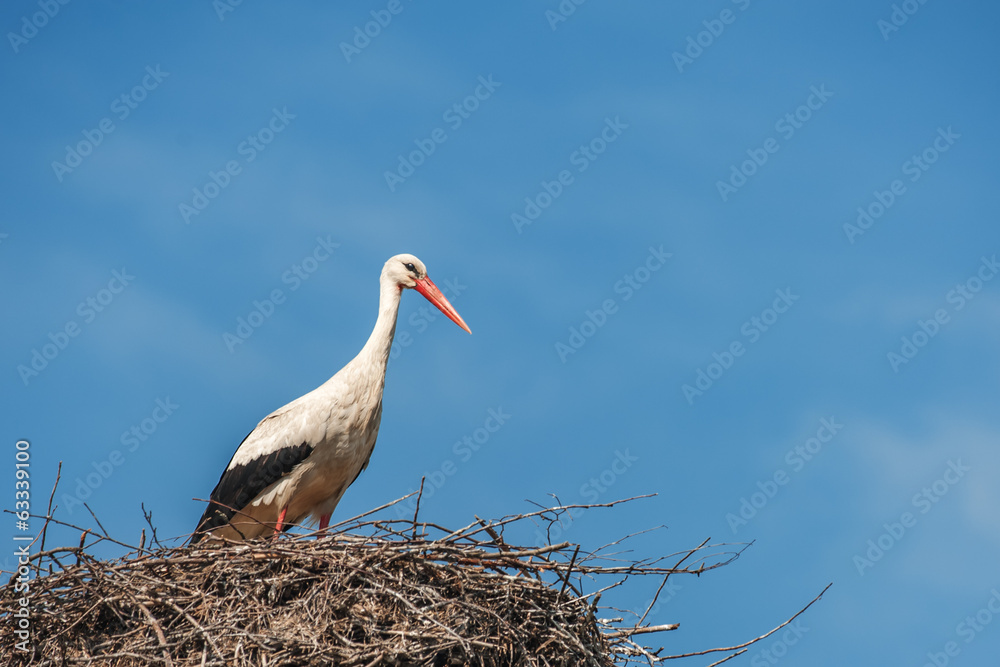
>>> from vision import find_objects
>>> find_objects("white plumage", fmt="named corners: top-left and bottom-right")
top-left (191, 253), bottom-right (470, 543)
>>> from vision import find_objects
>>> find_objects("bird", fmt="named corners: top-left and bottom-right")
top-left (190, 253), bottom-right (470, 544)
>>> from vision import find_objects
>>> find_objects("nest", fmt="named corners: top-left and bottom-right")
top-left (2, 489), bottom-right (828, 667)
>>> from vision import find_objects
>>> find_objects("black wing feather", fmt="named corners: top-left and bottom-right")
top-left (191, 433), bottom-right (313, 543)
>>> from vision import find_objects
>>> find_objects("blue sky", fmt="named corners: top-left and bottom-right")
top-left (3, 1), bottom-right (999, 664)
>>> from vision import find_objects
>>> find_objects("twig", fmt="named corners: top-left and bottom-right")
top-left (412, 475), bottom-right (425, 540)
top-left (703, 648), bottom-right (748, 667)
top-left (131, 595), bottom-right (174, 667)
top-left (658, 583), bottom-right (833, 660)
top-left (39, 461), bottom-right (62, 557)
top-left (475, 515), bottom-right (509, 552)
top-left (604, 623), bottom-right (679, 638)
top-left (83, 502), bottom-right (110, 537)
top-left (558, 544), bottom-right (580, 598)
top-left (142, 503), bottom-right (163, 550)
top-left (637, 537), bottom-right (710, 626)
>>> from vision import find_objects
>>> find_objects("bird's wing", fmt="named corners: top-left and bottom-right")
top-left (348, 442), bottom-right (374, 488)
top-left (191, 399), bottom-right (322, 542)
top-left (348, 397), bottom-right (382, 488)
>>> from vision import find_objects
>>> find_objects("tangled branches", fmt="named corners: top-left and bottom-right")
top-left (1, 484), bottom-right (829, 667)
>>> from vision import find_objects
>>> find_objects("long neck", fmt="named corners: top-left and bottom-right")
top-left (357, 277), bottom-right (402, 372)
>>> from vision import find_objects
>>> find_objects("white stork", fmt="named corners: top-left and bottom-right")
top-left (190, 254), bottom-right (470, 544)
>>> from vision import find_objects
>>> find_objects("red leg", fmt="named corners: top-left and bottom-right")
top-left (319, 514), bottom-right (330, 531)
top-left (274, 506), bottom-right (288, 537)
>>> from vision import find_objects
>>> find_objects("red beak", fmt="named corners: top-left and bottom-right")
top-left (414, 276), bottom-right (471, 334)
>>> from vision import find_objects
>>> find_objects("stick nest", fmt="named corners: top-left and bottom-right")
top-left (3, 495), bottom-right (817, 666)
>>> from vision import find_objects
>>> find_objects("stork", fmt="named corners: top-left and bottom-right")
top-left (190, 254), bottom-right (470, 544)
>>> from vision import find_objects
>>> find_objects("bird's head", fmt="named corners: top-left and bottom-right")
top-left (384, 253), bottom-right (471, 334)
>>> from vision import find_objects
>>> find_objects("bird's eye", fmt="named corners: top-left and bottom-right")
top-left (404, 262), bottom-right (416, 272)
